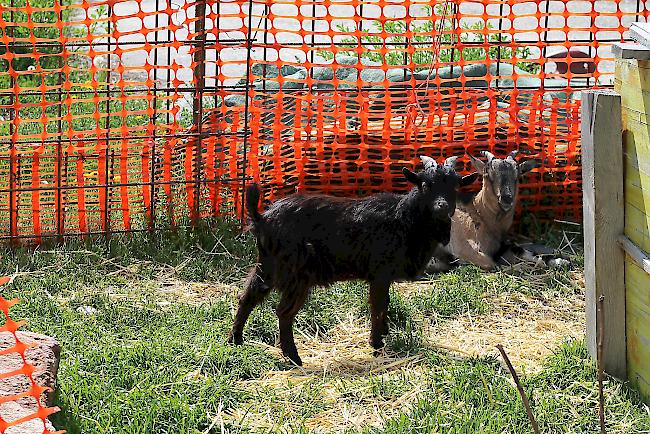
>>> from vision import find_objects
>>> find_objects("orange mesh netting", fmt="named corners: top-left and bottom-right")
top-left (0, 0), bottom-right (643, 240)
top-left (0, 277), bottom-right (62, 433)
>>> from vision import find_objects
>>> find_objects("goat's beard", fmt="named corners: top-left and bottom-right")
top-left (499, 203), bottom-right (513, 213)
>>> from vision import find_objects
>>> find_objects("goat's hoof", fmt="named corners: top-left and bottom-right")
top-left (369, 339), bottom-right (385, 356)
top-left (285, 354), bottom-right (303, 367)
top-left (227, 332), bottom-right (243, 345)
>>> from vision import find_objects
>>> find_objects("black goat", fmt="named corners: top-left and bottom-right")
top-left (228, 155), bottom-right (476, 366)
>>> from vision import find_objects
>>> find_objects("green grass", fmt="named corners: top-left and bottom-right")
top-left (0, 221), bottom-right (647, 433)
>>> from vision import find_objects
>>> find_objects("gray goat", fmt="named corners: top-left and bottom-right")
top-left (426, 150), bottom-right (541, 272)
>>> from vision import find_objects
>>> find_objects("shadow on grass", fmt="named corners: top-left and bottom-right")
top-left (50, 390), bottom-right (83, 434)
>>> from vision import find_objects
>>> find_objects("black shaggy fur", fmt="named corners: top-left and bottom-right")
top-left (228, 158), bottom-right (476, 366)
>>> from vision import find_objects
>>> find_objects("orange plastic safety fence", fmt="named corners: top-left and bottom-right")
top-left (0, 276), bottom-right (63, 433)
top-left (0, 0), bottom-right (644, 240)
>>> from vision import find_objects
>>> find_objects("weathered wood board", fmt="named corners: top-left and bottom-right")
top-left (616, 58), bottom-right (650, 401)
top-left (625, 258), bottom-right (650, 400)
top-left (582, 90), bottom-right (626, 379)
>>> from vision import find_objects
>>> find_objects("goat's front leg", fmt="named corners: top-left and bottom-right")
top-left (368, 280), bottom-right (390, 356)
top-left (276, 289), bottom-right (309, 366)
top-left (228, 265), bottom-right (272, 345)
top-left (465, 240), bottom-right (497, 271)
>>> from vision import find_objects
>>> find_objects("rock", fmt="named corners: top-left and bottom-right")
top-left (312, 66), bottom-right (334, 81)
top-left (224, 94), bottom-right (247, 107)
top-left (386, 68), bottom-right (411, 82)
top-left (542, 78), bottom-right (588, 104)
top-left (0, 332), bottom-right (61, 433)
top-left (413, 69), bottom-right (435, 81)
top-left (1, 401), bottom-right (56, 434)
top-left (488, 63), bottom-right (541, 89)
top-left (251, 63), bottom-right (278, 78)
top-left (463, 63), bottom-right (489, 77)
top-left (284, 66), bottom-right (307, 78)
top-left (282, 71), bottom-right (308, 90)
top-left (336, 66), bottom-right (357, 81)
top-left (334, 54), bottom-right (358, 65)
top-left (437, 65), bottom-right (463, 79)
top-left (253, 79), bottom-right (280, 92)
top-left (334, 54), bottom-right (381, 67)
top-left (361, 57), bottom-right (381, 67)
top-left (312, 82), bottom-right (334, 91)
top-left (360, 68), bottom-right (385, 83)
top-left (251, 64), bottom-right (305, 79)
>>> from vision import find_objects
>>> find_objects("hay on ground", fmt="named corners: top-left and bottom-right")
top-left (222, 284), bottom-right (585, 433)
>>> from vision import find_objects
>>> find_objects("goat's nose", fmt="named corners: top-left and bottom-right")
top-left (500, 194), bottom-right (514, 211)
top-left (433, 200), bottom-right (449, 213)
top-left (501, 194), bottom-right (513, 205)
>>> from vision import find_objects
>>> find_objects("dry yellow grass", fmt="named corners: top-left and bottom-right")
top-left (426, 289), bottom-right (585, 370)
top-left (220, 279), bottom-right (586, 433)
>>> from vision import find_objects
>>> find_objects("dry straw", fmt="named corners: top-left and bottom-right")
top-left (222, 269), bottom-right (585, 433)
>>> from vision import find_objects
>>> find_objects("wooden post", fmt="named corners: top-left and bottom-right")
top-left (581, 89), bottom-right (627, 380)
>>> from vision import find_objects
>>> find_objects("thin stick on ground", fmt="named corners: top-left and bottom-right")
top-left (597, 294), bottom-right (606, 434)
top-left (496, 344), bottom-right (541, 434)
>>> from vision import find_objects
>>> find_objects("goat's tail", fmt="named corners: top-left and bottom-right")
top-left (245, 183), bottom-right (262, 223)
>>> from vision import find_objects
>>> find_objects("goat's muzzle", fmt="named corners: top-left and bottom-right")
top-left (499, 194), bottom-right (514, 212)
top-left (433, 199), bottom-right (451, 217)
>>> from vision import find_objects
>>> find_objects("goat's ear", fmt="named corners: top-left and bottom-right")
top-left (468, 154), bottom-right (486, 173)
top-left (402, 167), bottom-right (421, 186)
top-left (518, 159), bottom-right (538, 176)
top-left (459, 172), bottom-right (479, 187)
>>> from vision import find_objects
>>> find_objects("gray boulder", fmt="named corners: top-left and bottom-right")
top-left (282, 70), bottom-right (308, 90)
top-left (0, 332), bottom-right (61, 433)
top-left (360, 68), bottom-right (385, 83)
top-left (335, 53), bottom-right (381, 67)
top-left (251, 63), bottom-right (305, 79)
top-left (224, 94), bottom-right (247, 107)
top-left (312, 66), bottom-right (334, 81)
top-left (386, 68), bottom-right (411, 82)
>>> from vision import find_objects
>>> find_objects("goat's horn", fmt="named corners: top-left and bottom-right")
top-left (508, 150), bottom-right (519, 161)
top-left (444, 156), bottom-right (459, 168)
top-left (480, 150), bottom-right (495, 163)
top-left (419, 155), bottom-right (437, 170)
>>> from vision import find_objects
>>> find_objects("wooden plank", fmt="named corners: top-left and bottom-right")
top-left (626, 259), bottom-right (650, 303)
top-left (628, 366), bottom-right (650, 401)
top-left (625, 160), bottom-right (650, 191)
top-left (630, 22), bottom-right (650, 51)
top-left (615, 59), bottom-right (650, 91)
top-left (619, 235), bottom-right (650, 274)
top-left (623, 150), bottom-right (650, 185)
top-left (625, 181), bottom-right (650, 232)
top-left (613, 42), bottom-right (650, 60)
top-left (625, 204), bottom-right (650, 253)
top-left (625, 258), bottom-right (650, 401)
top-left (581, 90), bottom-right (627, 380)
top-left (621, 118), bottom-right (650, 157)
top-left (617, 86), bottom-right (650, 119)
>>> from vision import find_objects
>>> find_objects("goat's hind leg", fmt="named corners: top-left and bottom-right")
top-left (228, 265), bottom-right (272, 345)
top-left (276, 287), bottom-right (309, 366)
